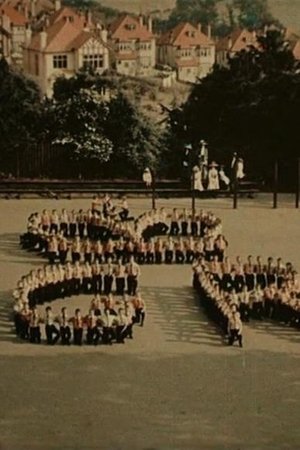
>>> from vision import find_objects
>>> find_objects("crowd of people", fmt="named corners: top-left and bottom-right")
top-left (12, 258), bottom-right (145, 345)
top-left (193, 255), bottom-right (300, 347)
top-left (13, 295), bottom-right (146, 346)
top-left (187, 142), bottom-right (246, 192)
top-left (20, 203), bottom-right (228, 266)
top-left (16, 194), bottom-right (298, 350)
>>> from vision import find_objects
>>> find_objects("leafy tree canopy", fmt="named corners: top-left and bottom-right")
top-left (168, 30), bottom-right (300, 182)
top-left (0, 58), bottom-right (41, 172)
top-left (46, 70), bottom-right (162, 177)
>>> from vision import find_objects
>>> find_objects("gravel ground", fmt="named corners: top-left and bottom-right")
top-left (0, 196), bottom-right (299, 450)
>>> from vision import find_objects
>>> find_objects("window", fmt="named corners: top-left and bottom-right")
top-left (125, 24), bottom-right (136, 30)
top-left (181, 49), bottom-right (191, 57)
top-left (83, 54), bottom-right (104, 69)
top-left (53, 54), bottom-right (67, 69)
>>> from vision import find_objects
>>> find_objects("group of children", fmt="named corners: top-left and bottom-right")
top-left (14, 294), bottom-right (146, 346)
top-left (20, 206), bottom-right (228, 267)
top-left (193, 254), bottom-right (300, 347)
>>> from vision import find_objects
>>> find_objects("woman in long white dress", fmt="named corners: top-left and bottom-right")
top-left (236, 158), bottom-right (245, 180)
top-left (207, 162), bottom-right (220, 190)
top-left (219, 165), bottom-right (230, 189)
top-left (192, 166), bottom-right (204, 191)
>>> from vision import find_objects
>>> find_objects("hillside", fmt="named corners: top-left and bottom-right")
top-left (98, 0), bottom-right (300, 32)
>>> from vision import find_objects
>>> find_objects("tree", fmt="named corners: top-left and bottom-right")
top-left (40, 88), bottom-right (113, 177)
top-left (46, 70), bottom-right (162, 178)
top-left (104, 93), bottom-right (161, 178)
top-left (167, 0), bottom-right (221, 29)
top-left (0, 58), bottom-right (41, 175)
top-left (170, 30), bottom-right (300, 186)
top-left (232, 0), bottom-right (274, 29)
top-left (52, 67), bottom-right (113, 102)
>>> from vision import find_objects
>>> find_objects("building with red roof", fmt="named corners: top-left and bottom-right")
top-left (156, 22), bottom-right (215, 83)
top-left (23, 5), bottom-right (109, 96)
top-left (0, 2), bottom-right (28, 64)
top-left (108, 14), bottom-right (156, 76)
top-left (216, 29), bottom-right (258, 67)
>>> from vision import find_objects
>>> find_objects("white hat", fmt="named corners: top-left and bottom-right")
top-left (209, 161), bottom-right (218, 167)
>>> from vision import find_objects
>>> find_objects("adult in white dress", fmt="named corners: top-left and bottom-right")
top-left (192, 166), bottom-right (204, 191)
top-left (207, 162), bottom-right (220, 190)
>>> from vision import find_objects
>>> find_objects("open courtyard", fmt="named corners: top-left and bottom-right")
top-left (0, 195), bottom-right (299, 450)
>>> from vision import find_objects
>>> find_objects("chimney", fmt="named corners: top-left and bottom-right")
top-left (54, 0), bottom-right (61, 11)
top-left (147, 16), bottom-right (152, 33)
top-left (139, 14), bottom-right (143, 27)
top-left (100, 28), bottom-right (107, 43)
top-left (30, 0), bottom-right (36, 18)
top-left (40, 30), bottom-right (47, 50)
top-left (25, 26), bottom-right (32, 46)
top-left (24, 4), bottom-right (29, 19)
top-left (197, 23), bottom-right (202, 33)
top-left (207, 24), bottom-right (211, 39)
top-left (85, 10), bottom-right (92, 26)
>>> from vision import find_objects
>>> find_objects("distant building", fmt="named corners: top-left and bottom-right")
top-left (108, 14), bottom-right (156, 76)
top-left (23, 6), bottom-right (109, 96)
top-left (216, 29), bottom-right (258, 67)
top-left (2, 0), bottom-right (56, 20)
top-left (157, 22), bottom-right (215, 83)
top-left (0, 3), bottom-right (27, 65)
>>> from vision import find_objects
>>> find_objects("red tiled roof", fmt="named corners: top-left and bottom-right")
top-left (4, 0), bottom-right (54, 15)
top-left (109, 14), bottom-right (153, 42)
top-left (157, 22), bottom-right (213, 47)
top-left (216, 29), bottom-right (257, 52)
top-left (0, 4), bottom-right (27, 25)
top-left (66, 31), bottom-right (92, 51)
top-left (48, 5), bottom-right (86, 28)
top-left (27, 18), bottom-right (104, 52)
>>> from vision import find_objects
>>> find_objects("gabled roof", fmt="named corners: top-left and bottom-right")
top-left (66, 31), bottom-right (93, 51)
top-left (48, 5), bottom-right (86, 28)
top-left (216, 29), bottom-right (257, 52)
top-left (157, 22), bottom-right (214, 47)
top-left (109, 14), bottom-right (153, 42)
top-left (0, 3), bottom-right (27, 25)
top-left (27, 18), bottom-right (105, 52)
top-left (3, 0), bottom-right (54, 16)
